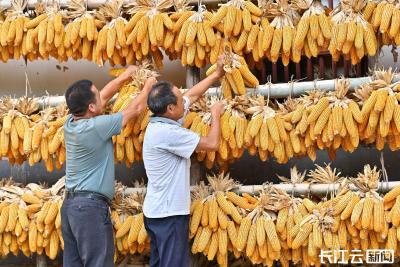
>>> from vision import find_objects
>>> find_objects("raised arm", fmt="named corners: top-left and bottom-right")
top-left (121, 77), bottom-right (157, 127)
top-left (99, 66), bottom-right (138, 109)
top-left (183, 56), bottom-right (225, 105)
top-left (196, 101), bottom-right (224, 151)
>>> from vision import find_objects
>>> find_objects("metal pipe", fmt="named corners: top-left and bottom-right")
top-left (36, 75), bottom-right (397, 108)
top-left (124, 181), bottom-right (400, 196)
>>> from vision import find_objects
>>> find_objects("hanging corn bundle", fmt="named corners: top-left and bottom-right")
top-left (245, 95), bottom-right (293, 163)
top-left (110, 61), bottom-right (158, 166)
top-left (111, 182), bottom-right (150, 260)
top-left (209, 0), bottom-right (263, 39)
top-left (292, 0), bottom-right (331, 62)
top-left (22, 3), bottom-right (65, 61)
top-left (329, 0), bottom-right (377, 64)
top-left (63, 0), bottom-right (99, 62)
top-left (190, 173), bottom-right (246, 266)
top-left (206, 47), bottom-right (259, 98)
top-left (0, 0), bottom-right (28, 62)
top-left (176, 5), bottom-right (216, 68)
top-left (229, 0), bottom-right (274, 63)
top-left (93, 0), bottom-right (128, 66)
top-left (124, 0), bottom-right (173, 66)
top-left (0, 97), bottom-right (40, 166)
top-left (303, 78), bottom-right (363, 160)
top-left (369, 0), bottom-right (400, 45)
top-left (354, 68), bottom-right (400, 150)
top-left (163, 0), bottom-right (194, 61)
top-left (0, 178), bottom-right (65, 258)
top-left (265, 0), bottom-right (300, 65)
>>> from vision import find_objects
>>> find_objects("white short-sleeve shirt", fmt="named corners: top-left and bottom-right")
top-left (142, 97), bottom-right (200, 218)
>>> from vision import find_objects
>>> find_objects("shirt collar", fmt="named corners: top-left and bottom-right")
top-left (150, 116), bottom-right (181, 126)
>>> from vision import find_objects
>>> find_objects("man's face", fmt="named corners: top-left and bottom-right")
top-left (167, 86), bottom-right (185, 121)
top-left (87, 85), bottom-right (102, 116)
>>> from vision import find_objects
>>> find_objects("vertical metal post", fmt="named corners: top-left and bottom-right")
top-left (36, 254), bottom-right (47, 267)
top-left (186, 66), bottom-right (200, 89)
top-left (295, 63), bottom-right (302, 79)
top-left (307, 59), bottom-right (313, 81)
top-left (318, 56), bottom-right (325, 79)
top-left (186, 66), bottom-right (203, 267)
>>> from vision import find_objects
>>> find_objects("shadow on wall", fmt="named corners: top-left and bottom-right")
top-left (0, 145), bottom-right (398, 186)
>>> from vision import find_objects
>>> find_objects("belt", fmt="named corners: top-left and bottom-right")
top-left (65, 190), bottom-right (111, 205)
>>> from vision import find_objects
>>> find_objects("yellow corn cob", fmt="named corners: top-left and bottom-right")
top-left (116, 216), bottom-right (134, 239)
top-left (44, 201), bottom-right (58, 225)
top-left (236, 216), bottom-right (252, 251)
top-left (295, 16), bottom-right (309, 49)
top-left (218, 228), bottom-right (228, 256)
top-left (208, 197), bottom-right (218, 230)
top-left (319, 13), bottom-right (331, 39)
top-left (246, 223), bottom-right (257, 257)
top-left (380, 3), bottom-right (394, 33)
top-left (364, 24), bottom-right (377, 56)
top-left (190, 200), bottom-right (203, 234)
top-left (256, 216), bottom-right (266, 247)
top-left (264, 218), bottom-right (281, 251)
top-left (226, 191), bottom-right (253, 210)
top-left (197, 227), bottom-right (212, 252)
top-left (207, 232), bottom-right (218, 260)
top-left (373, 199), bottom-right (384, 232)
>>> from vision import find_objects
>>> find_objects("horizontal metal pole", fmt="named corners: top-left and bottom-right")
top-left (35, 75), bottom-right (392, 108)
top-left (124, 181), bottom-right (400, 196)
top-left (209, 75), bottom-right (400, 98)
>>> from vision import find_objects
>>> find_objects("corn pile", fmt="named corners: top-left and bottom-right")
top-left (293, 0), bottom-right (331, 62)
top-left (328, 0), bottom-right (377, 64)
top-left (0, 0), bottom-right (392, 66)
top-left (206, 49), bottom-right (259, 98)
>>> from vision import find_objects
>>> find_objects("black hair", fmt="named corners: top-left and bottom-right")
top-left (147, 81), bottom-right (177, 116)
top-left (65, 80), bottom-right (95, 116)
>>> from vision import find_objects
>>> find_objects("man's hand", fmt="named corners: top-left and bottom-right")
top-left (143, 77), bottom-right (157, 91)
top-left (210, 101), bottom-right (225, 117)
top-left (214, 55), bottom-right (225, 79)
top-left (119, 65), bottom-right (138, 80)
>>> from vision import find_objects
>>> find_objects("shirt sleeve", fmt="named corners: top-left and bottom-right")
top-left (177, 96), bottom-right (191, 125)
top-left (94, 113), bottom-right (123, 141)
top-left (157, 126), bottom-right (200, 159)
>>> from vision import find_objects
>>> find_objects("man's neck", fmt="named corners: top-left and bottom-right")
top-left (72, 113), bottom-right (93, 121)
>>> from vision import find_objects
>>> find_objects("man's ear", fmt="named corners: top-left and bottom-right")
top-left (87, 103), bottom-right (95, 113)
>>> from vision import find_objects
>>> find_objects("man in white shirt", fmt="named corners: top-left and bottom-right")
top-left (143, 57), bottom-right (225, 267)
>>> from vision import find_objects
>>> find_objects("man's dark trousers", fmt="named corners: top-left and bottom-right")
top-left (61, 196), bottom-right (115, 267)
top-left (144, 215), bottom-right (190, 267)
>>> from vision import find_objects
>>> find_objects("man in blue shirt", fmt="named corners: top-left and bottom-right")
top-left (143, 56), bottom-right (225, 267)
top-left (62, 66), bottom-right (156, 267)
